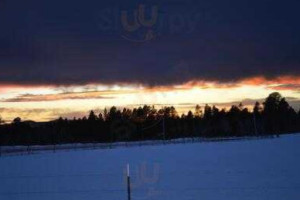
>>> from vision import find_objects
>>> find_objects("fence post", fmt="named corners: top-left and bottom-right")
top-left (127, 164), bottom-right (131, 200)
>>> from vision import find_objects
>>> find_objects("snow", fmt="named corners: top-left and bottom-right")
top-left (0, 134), bottom-right (300, 200)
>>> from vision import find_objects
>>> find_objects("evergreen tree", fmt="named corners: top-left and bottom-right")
top-left (0, 92), bottom-right (299, 146)
top-left (88, 110), bottom-right (97, 121)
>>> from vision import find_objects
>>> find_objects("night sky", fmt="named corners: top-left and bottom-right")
top-left (0, 0), bottom-right (299, 121)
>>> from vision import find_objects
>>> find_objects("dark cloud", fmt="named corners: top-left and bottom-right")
top-left (0, 0), bottom-right (299, 86)
top-left (1, 91), bottom-right (115, 102)
top-left (268, 84), bottom-right (300, 91)
top-left (0, 107), bottom-right (91, 122)
top-left (116, 96), bottom-right (300, 113)
top-left (142, 97), bottom-right (300, 110)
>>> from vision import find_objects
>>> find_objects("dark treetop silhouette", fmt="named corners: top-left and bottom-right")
top-left (0, 92), bottom-right (299, 146)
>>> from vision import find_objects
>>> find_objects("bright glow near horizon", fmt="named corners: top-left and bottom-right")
top-left (0, 77), bottom-right (299, 122)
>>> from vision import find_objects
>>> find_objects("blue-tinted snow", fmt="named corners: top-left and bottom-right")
top-left (0, 134), bottom-right (299, 200)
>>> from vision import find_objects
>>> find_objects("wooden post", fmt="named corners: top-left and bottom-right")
top-left (127, 164), bottom-right (131, 200)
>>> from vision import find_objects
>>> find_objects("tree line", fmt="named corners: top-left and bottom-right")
top-left (0, 92), bottom-right (299, 146)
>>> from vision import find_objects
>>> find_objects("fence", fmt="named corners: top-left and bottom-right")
top-left (0, 135), bottom-right (276, 157)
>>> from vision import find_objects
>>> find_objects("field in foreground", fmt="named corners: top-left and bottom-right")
top-left (0, 134), bottom-right (299, 200)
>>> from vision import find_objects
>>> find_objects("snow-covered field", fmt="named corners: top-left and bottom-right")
top-left (0, 134), bottom-right (299, 200)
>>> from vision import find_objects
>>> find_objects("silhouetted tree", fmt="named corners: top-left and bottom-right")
top-left (195, 105), bottom-right (202, 118)
top-left (13, 117), bottom-right (22, 124)
top-left (253, 102), bottom-right (262, 115)
top-left (88, 110), bottom-right (97, 121)
top-left (0, 92), bottom-right (299, 146)
top-left (263, 92), bottom-right (282, 134)
top-left (204, 104), bottom-right (212, 120)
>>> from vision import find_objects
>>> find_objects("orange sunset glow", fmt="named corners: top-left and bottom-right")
top-left (0, 75), bottom-right (299, 122)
